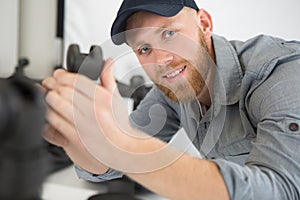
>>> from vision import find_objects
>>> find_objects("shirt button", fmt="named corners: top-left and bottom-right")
top-left (289, 123), bottom-right (299, 131)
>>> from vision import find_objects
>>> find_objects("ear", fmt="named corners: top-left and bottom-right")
top-left (197, 9), bottom-right (213, 36)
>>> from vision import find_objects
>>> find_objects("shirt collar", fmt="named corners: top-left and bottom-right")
top-left (179, 35), bottom-right (244, 122)
top-left (212, 34), bottom-right (244, 106)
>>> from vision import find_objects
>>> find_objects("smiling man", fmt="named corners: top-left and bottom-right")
top-left (125, 8), bottom-right (213, 104)
top-left (42, 0), bottom-right (300, 199)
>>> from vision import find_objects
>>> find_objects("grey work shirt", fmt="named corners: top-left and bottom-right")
top-left (76, 34), bottom-right (300, 200)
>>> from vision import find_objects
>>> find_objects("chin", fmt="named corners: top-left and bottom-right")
top-left (162, 88), bottom-right (198, 103)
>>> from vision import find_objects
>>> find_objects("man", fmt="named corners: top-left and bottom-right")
top-left (42, 0), bottom-right (300, 199)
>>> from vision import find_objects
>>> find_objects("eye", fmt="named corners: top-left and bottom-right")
top-left (139, 44), bottom-right (151, 54)
top-left (164, 30), bottom-right (176, 39)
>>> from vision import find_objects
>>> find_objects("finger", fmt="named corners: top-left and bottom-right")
top-left (35, 83), bottom-right (47, 94)
top-left (54, 69), bottom-right (97, 100)
top-left (55, 84), bottom-right (96, 118)
top-left (42, 124), bottom-right (68, 147)
top-left (49, 70), bottom-right (100, 123)
top-left (42, 77), bottom-right (57, 90)
top-left (53, 69), bottom-right (77, 86)
top-left (45, 107), bottom-right (77, 142)
top-left (55, 84), bottom-right (74, 103)
top-left (100, 58), bottom-right (117, 93)
top-left (45, 90), bottom-right (74, 125)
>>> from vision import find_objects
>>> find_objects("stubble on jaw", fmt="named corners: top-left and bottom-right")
top-left (156, 30), bottom-right (210, 103)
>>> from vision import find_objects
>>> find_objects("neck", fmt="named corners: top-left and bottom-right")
top-left (197, 46), bottom-right (216, 107)
top-left (197, 84), bottom-right (211, 107)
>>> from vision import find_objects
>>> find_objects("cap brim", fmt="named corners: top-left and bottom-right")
top-left (111, 4), bottom-right (184, 45)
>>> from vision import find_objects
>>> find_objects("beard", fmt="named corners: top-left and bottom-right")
top-left (156, 30), bottom-right (211, 103)
top-left (156, 64), bottom-right (205, 103)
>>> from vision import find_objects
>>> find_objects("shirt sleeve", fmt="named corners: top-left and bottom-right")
top-left (74, 165), bottom-right (123, 182)
top-left (213, 58), bottom-right (300, 200)
top-left (130, 85), bottom-right (181, 142)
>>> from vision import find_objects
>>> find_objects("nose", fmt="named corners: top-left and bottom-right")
top-left (153, 48), bottom-right (174, 66)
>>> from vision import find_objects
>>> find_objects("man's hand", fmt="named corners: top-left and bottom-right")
top-left (41, 58), bottom-right (117, 174)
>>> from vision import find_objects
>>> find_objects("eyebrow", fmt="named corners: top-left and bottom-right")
top-left (129, 21), bottom-right (179, 50)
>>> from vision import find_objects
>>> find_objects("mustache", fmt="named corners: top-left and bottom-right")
top-left (165, 59), bottom-right (193, 69)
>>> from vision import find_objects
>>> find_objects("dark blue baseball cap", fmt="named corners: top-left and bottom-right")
top-left (111, 0), bottom-right (199, 45)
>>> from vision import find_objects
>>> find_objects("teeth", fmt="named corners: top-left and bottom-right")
top-left (164, 67), bottom-right (185, 78)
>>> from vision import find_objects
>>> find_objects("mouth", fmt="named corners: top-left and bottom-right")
top-left (162, 65), bottom-right (187, 79)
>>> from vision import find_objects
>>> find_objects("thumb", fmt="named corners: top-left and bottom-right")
top-left (100, 58), bottom-right (118, 94)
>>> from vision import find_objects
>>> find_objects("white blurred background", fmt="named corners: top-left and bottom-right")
top-left (0, 0), bottom-right (299, 79)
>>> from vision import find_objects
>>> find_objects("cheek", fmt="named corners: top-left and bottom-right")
top-left (141, 64), bottom-right (161, 83)
top-left (139, 57), bottom-right (157, 77)
top-left (163, 33), bottom-right (199, 62)
top-left (142, 65), bottom-right (156, 78)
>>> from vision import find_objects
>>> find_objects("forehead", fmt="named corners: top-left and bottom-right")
top-left (125, 8), bottom-right (195, 46)
top-left (126, 11), bottom-right (170, 30)
top-left (126, 7), bottom-right (193, 30)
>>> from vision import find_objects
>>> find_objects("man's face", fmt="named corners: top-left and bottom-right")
top-left (125, 7), bottom-right (212, 103)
